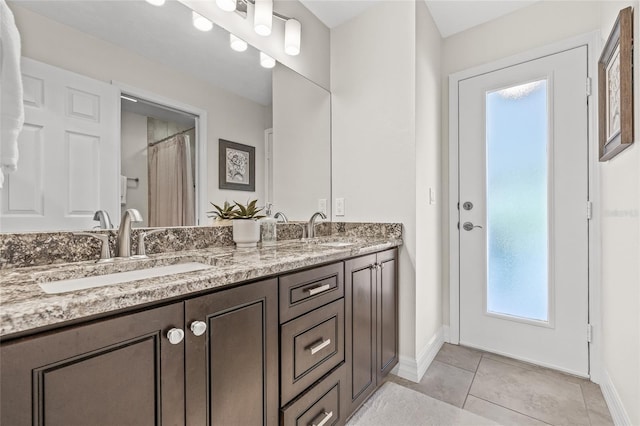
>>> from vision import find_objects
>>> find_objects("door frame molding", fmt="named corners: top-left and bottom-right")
top-left (112, 81), bottom-right (208, 226)
top-left (448, 31), bottom-right (602, 382)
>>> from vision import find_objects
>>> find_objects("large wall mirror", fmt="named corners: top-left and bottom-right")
top-left (1, 0), bottom-right (331, 232)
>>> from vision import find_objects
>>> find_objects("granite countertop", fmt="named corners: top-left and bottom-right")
top-left (0, 236), bottom-right (402, 338)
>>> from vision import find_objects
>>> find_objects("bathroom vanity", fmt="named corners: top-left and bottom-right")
top-left (0, 227), bottom-right (400, 426)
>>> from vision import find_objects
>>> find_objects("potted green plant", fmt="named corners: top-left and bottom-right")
top-left (207, 201), bottom-right (237, 226)
top-left (231, 199), bottom-right (265, 248)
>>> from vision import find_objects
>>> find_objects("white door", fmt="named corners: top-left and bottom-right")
top-left (458, 46), bottom-right (589, 376)
top-left (0, 58), bottom-right (119, 232)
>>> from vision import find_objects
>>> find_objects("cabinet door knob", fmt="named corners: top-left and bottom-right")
top-left (190, 320), bottom-right (207, 337)
top-left (166, 327), bottom-right (185, 344)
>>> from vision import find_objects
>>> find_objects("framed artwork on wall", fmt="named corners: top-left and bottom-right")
top-left (218, 139), bottom-right (256, 191)
top-left (599, 6), bottom-right (634, 161)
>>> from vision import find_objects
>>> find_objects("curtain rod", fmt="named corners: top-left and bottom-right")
top-left (148, 127), bottom-right (195, 147)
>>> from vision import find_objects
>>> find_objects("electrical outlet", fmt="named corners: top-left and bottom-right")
top-left (335, 198), bottom-right (345, 216)
top-left (318, 199), bottom-right (327, 215)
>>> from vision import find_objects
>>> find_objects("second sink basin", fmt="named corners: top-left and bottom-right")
top-left (39, 262), bottom-right (212, 294)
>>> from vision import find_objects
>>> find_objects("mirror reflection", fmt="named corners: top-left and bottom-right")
top-left (1, 0), bottom-right (330, 232)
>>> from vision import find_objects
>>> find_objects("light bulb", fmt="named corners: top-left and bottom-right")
top-left (230, 34), bottom-right (248, 52)
top-left (254, 0), bottom-right (272, 36)
top-left (145, 0), bottom-right (165, 5)
top-left (284, 19), bottom-right (301, 56)
top-left (216, 0), bottom-right (236, 12)
top-left (260, 52), bottom-right (275, 69)
top-left (192, 11), bottom-right (213, 32)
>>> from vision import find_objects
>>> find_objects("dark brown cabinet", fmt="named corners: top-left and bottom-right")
top-left (344, 248), bottom-right (398, 417)
top-left (185, 279), bottom-right (278, 426)
top-left (0, 278), bottom-right (278, 426)
top-left (0, 303), bottom-right (185, 426)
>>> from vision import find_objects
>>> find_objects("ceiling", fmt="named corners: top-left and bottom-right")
top-left (299, 0), bottom-right (539, 38)
top-left (14, 0), bottom-right (273, 106)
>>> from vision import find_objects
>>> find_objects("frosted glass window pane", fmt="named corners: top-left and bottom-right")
top-left (486, 80), bottom-right (548, 322)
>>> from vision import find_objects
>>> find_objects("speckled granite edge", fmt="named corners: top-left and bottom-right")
top-left (0, 236), bottom-right (402, 337)
top-left (0, 222), bottom-right (396, 269)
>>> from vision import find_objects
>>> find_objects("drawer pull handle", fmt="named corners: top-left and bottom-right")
top-left (310, 410), bottom-right (333, 426)
top-left (307, 284), bottom-right (331, 296)
top-left (309, 338), bottom-right (331, 355)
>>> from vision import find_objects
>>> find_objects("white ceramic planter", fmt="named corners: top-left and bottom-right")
top-left (232, 219), bottom-right (260, 248)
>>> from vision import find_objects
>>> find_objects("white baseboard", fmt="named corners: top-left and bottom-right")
top-left (392, 327), bottom-right (445, 383)
top-left (600, 369), bottom-right (632, 426)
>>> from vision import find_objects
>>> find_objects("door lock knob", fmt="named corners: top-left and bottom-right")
top-left (463, 202), bottom-right (474, 211)
top-left (463, 222), bottom-right (483, 231)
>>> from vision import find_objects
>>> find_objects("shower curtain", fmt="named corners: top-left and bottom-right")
top-left (148, 134), bottom-right (195, 227)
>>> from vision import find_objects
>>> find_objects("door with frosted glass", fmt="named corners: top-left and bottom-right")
top-left (458, 46), bottom-right (589, 376)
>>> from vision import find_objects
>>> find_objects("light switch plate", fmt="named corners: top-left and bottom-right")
top-left (335, 198), bottom-right (345, 216)
top-left (318, 199), bottom-right (327, 215)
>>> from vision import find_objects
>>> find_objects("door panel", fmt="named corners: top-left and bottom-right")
top-left (1, 58), bottom-right (119, 232)
top-left (377, 249), bottom-right (398, 381)
top-left (458, 46), bottom-right (589, 375)
top-left (184, 279), bottom-right (278, 426)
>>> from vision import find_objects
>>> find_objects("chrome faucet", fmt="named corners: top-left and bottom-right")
top-left (274, 212), bottom-right (289, 223)
top-left (307, 211), bottom-right (327, 239)
top-left (117, 208), bottom-right (143, 258)
top-left (93, 210), bottom-right (113, 229)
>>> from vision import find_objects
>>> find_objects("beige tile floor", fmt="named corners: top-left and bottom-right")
top-left (388, 343), bottom-right (614, 426)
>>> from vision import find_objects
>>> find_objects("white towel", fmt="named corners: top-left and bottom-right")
top-left (120, 175), bottom-right (127, 205)
top-left (0, 0), bottom-right (24, 189)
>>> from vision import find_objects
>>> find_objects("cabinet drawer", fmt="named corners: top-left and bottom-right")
top-left (279, 263), bottom-right (344, 323)
top-left (281, 364), bottom-right (346, 426)
top-left (281, 299), bottom-right (344, 406)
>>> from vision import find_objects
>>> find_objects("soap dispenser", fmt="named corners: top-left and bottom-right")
top-left (260, 203), bottom-right (277, 246)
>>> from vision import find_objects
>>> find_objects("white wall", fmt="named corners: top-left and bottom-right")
top-left (415, 0), bottom-right (443, 362)
top-left (11, 4), bottom-right (270, 223)
top-left (272, 64), bottom-right (331, 221)
top-left (441, 1), bottom-right (601, 326)
top-left (598, 3), bottom-right (640, 424)
top-left (331, 1), bottom-right (444, 377)
top-left (120, 111), bottom-right (149, 227)
top-left (332, 0), bottom-right (418, 363)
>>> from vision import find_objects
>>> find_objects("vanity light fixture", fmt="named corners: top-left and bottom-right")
top-left (216, 0), bottom-right (237, 12)
top-left (254, 0), bottom-right (273, 36)
top-left (230, 34), bottom-right (248, 52)
top-left (145, 0), bottom-right (165, 6)
top-left (192, 11), bottom-right (213, 32)
top-left (284, 19), bottom-right (301, 56)
top-left (260, 52), bottom-right (275, 69)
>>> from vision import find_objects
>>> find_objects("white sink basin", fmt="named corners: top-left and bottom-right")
top-left (319, 242), bottom-right (354, 248)
top-left (39, 262), bottom-right (211, 294)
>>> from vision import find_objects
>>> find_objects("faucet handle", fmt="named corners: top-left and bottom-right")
top-left (135, 229), bottom-right (164, 258)
top-left (74, 232), bottom-right (113, 263)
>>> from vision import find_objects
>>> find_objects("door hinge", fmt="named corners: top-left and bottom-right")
top-left (587, 201), bottom-right (593, 220)
top-left (587, 324), bottom-right (593, 343)
top-left (586, 77), bottom-right (592, 96)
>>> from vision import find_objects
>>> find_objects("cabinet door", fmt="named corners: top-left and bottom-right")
top-left (185, 279), bottom-right (278, 426)
top-left (344, 254), bottom-right (377, 415)
top-left (376, 248), bottom-right (399, 382)
top-left (0, 303), bottom-right (185, 426)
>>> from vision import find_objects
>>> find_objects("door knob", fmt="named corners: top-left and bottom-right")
top-left (166, 327), bottom-right (185, 344)
top-left (190, 320), bottom-right (207, 336)
top-left (463, 222), bottom-right (483, 231)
